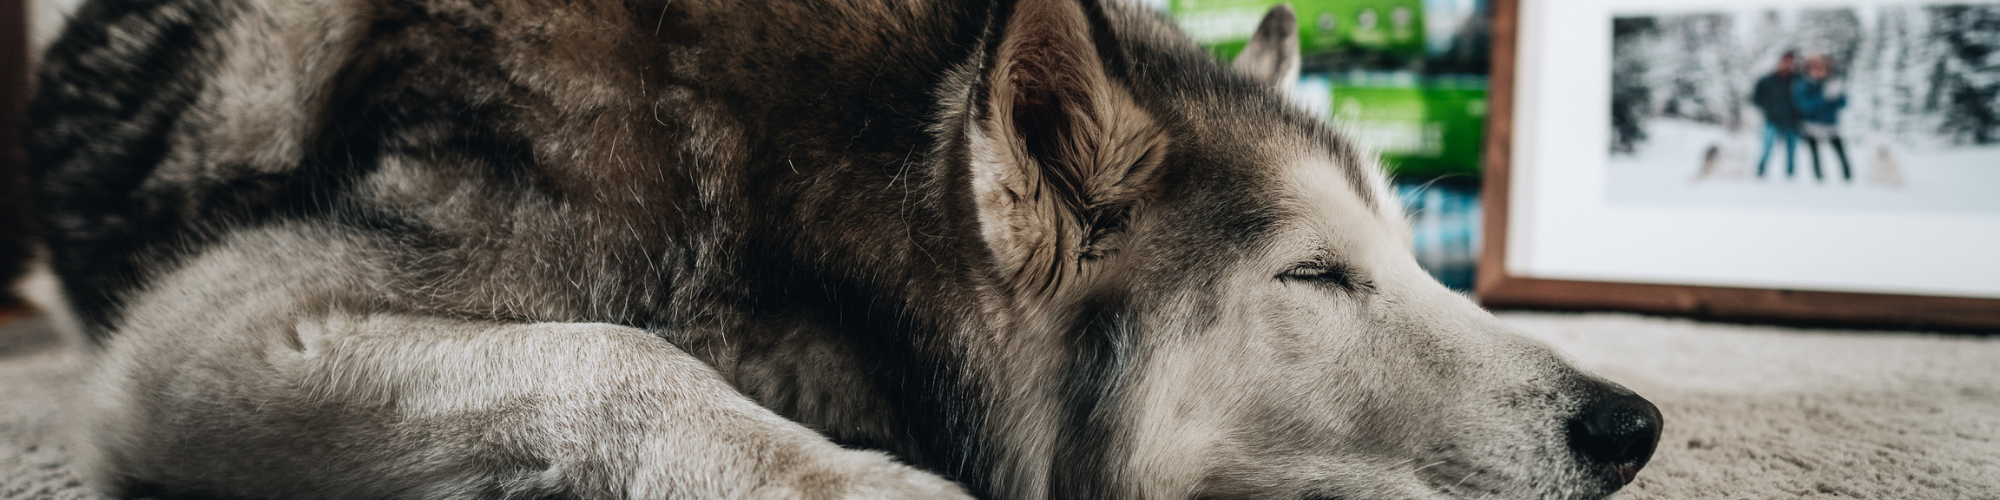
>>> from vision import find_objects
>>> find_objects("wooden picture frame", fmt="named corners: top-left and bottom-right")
top-left (1475, 0), bottom-right (2000, 331)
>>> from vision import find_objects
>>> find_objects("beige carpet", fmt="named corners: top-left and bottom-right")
top-left (0, 313), bottom-right (94, 500)
top-left (1506, 313), bottom-right (2000, 499)
top-left (2, 311), bottom-right (1996, 499)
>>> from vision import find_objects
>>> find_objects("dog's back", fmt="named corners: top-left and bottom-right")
top-left (30, 0), bottom-right (991, 337)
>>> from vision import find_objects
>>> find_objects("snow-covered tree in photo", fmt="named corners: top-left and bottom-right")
top-left (1928, 5), bottom-right (2000, 145)
top-left (1851, 6), bottom-right (1948, 146)
top-left (1611, 17), bottom-right (1656, 153)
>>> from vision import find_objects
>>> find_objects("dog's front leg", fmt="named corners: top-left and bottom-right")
top-left (84, 312), bottom-right (967, 500)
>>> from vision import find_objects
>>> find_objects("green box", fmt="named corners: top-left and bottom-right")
top-left (1170, 0), bottom-right (1426, 62)
top-left (1310, 73), bottom-right (1487, 178)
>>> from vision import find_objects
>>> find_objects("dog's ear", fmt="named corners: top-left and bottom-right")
top-left (1231, 4), bottom-right (1300, 94)
top-left (968, 0), bottom-right (1166, 293)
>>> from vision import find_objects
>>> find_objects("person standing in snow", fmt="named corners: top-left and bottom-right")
top-left (1795, 54), bottom-right (1852, 182)
top-left (1751, 51), bottom-right (1803, 179)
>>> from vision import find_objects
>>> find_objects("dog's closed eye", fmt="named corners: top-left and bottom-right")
top-left (1278, 261), bottom-right (1374, 292)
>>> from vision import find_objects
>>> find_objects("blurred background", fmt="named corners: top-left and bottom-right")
top-left (1149, 0), bottom-right (1492, 291)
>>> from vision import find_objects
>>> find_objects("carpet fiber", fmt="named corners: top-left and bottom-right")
top-left (2, 311), bottom-right (1995, 499)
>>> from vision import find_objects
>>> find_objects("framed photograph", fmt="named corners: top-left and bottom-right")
top-left (1479, 0), bottom-right (2000, 329)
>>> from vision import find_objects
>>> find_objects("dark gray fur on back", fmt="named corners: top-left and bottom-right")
top-left (31, 0), bottom-right (992, 336)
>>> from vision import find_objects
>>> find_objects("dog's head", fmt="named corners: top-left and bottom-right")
top-left (939, 1), bottom-right (1661, 498)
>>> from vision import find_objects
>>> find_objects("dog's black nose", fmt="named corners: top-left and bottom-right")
top-left (1568, 390), bottom-right (1663, 486)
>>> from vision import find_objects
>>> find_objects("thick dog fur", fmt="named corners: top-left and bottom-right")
top-left (29, 0), bottom-right (1659, 498)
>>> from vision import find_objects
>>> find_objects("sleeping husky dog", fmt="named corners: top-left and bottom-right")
top-left (27, 0), bottom-right (1662, 497)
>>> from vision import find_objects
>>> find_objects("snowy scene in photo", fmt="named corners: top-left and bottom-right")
top-left (1607, 4), bottom-right (2000, 214)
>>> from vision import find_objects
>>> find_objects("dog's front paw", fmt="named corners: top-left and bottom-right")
top-left (754, 448), bottom-right (972, 500)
